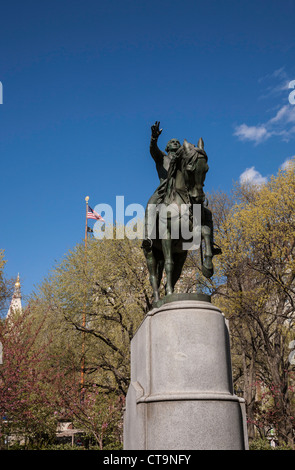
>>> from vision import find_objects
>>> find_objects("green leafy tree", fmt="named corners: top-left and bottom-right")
top-left (211, 161), bottom-right (295, 446)
top-left (27, 235), bottom-right (153, 447)
top-left (31, 235), bottom-right (152, 397)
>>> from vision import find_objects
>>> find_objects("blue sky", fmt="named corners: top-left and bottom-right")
top-left (1, 0), bottom-right (295, 303)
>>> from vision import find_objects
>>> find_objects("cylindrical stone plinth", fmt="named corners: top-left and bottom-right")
top-left (123, 299), bottom-right (248, 450)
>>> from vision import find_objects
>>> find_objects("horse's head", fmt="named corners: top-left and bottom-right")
top-left (181, 139), bottom-right (209, 204)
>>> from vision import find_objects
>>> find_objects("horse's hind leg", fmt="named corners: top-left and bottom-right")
top-left (161, 238), bottom-right (174, 296)
top-left (157, 258), bottom-right (164, 288)
top-left (143, 248), bottom-right (160, 302)
top-left (172, 251), bottom-right (188, 291)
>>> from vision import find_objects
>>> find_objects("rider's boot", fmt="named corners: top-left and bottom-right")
top-left (141, 237), bottom-right (153, 251)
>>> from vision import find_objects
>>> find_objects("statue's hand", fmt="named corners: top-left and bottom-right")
top-left (151, 121), bottom-right (163, 139)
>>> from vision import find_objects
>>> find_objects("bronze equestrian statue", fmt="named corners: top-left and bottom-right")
top-left (142, 122), bottom-right (221, 303)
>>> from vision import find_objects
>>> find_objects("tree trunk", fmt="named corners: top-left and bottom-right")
top-left (242, 352), bottom-right (257, 439)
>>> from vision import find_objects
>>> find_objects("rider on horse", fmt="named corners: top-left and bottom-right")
top-left (142, 121), bottom-right (182, 251)
top-left (142, 122), bottom-right (221, 294)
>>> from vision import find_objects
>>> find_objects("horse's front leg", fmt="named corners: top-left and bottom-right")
top-left (143, 249), bottom-right (160, 302)
top-left (201, 225), bottom-right (214, 278)
top-left (161, 228), bottom-right (174, 296)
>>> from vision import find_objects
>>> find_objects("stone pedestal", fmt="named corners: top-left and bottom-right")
top-left (123, 297), bottom-right (248, 450)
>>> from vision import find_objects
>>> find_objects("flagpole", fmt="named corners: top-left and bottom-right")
top-left (80, 195), bottom-right (89, 400)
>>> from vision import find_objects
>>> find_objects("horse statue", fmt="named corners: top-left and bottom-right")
top-left (142, 138), bottom-right (221, 304)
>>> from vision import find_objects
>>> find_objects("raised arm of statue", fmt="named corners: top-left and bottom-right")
top-left (150, 121), bottom-right (165, 165)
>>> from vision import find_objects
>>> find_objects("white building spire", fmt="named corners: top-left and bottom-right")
top-left (7, 273), bottom-right (22, 318)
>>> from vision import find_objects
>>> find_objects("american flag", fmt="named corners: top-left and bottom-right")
top-left (87, 206), bottom-right (105, 222)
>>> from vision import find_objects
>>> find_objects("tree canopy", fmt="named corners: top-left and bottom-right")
top-left (1, 160), bottom-right (295, 448)
top-left (210, 160), bottom-right (295, 445)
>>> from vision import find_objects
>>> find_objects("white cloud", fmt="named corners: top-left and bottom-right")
top-left (234, 68), bottom-right (295, 145)
top-left (269, 105), bottom-right (295, 124)
top-left (258, 67), bottom-right (286, 83)
top-left (269, 105), bottom-right (289, 123)
top-left (239, 158), bottom-right (294, 187)
top-left (234, 124), bottom-right (271, 145)
top-left (239, 167), bottom-right (268, 186)
top-left (280, 157), bottom-right (295, 170)
top-left (234, 105), bottom-right (295, 145)
top-left (258, 67), bottom-right (290, 99)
